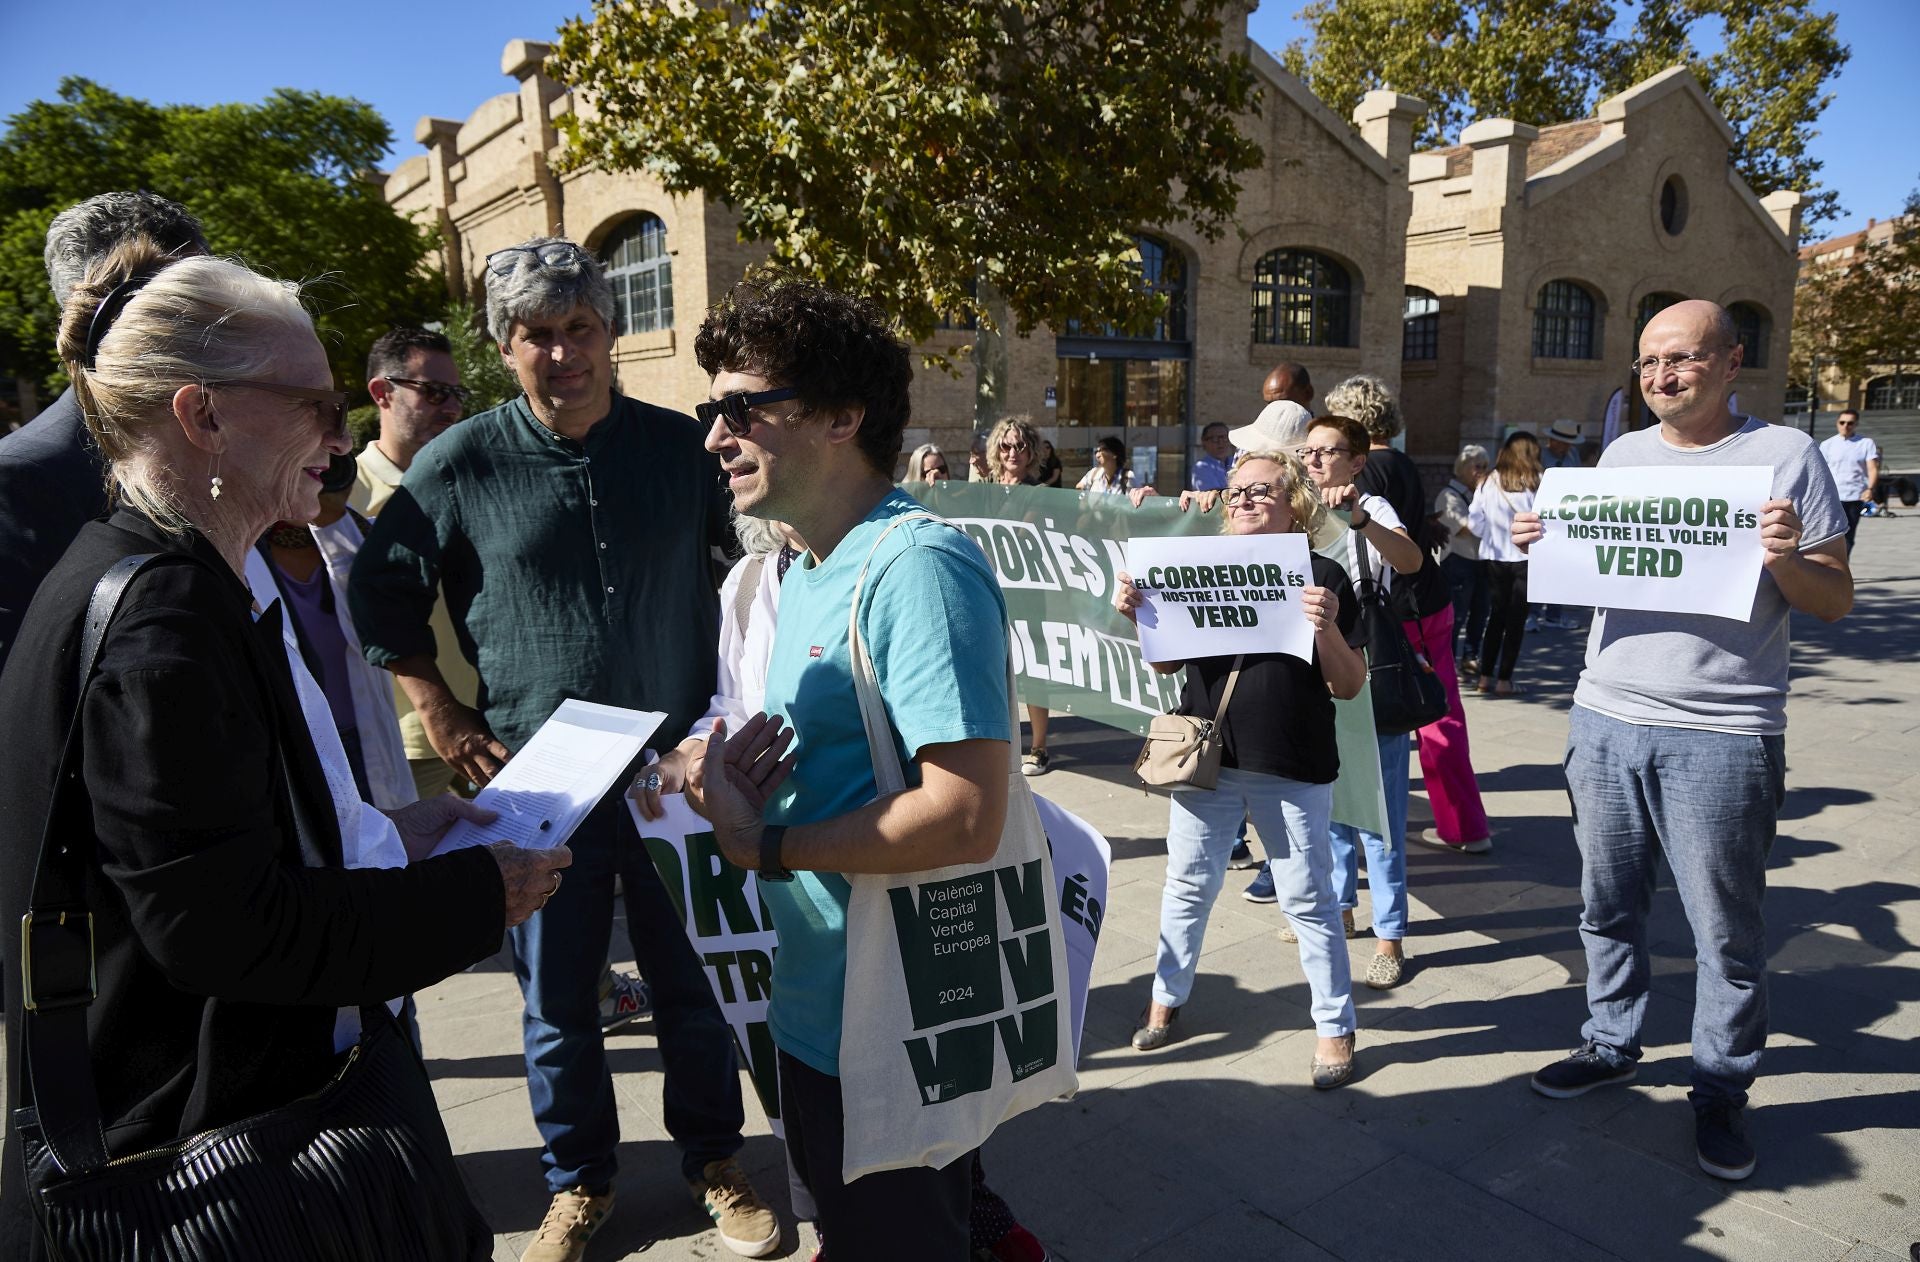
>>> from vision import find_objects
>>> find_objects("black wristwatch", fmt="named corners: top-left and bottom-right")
top-left (758, 824), bottom-right (794, 882)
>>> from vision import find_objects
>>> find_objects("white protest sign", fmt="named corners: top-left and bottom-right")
top-left (628, 791), bottom-right (1112, 1132)
top-left (629, 794), bottom-right (785, 1136)
top-left (1123, 532), bottom-right (1316, 662)
top-left (1525, 466), bottom-right (1771, 621)
top-left (1032, 795), bottom-right (1109, 1065)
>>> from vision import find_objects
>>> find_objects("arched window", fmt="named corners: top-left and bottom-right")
top-left (1636, 291), bottom-right (1683, 339)
top-left (1865, 375), bottom-right (1920, 411)
top-left (1133, 235), bottom-right (1188, 342)
top-left (601, 214), bottom-right (673, 335)
top-left (1403, 287), bottom-right (1439, 361)
top-left (1533, 280), bottom-right (1599, 359)
top-left (1252, 249), bottom-right (1354, 347)
top-left (1729, 302), bottom-right (1770, 369)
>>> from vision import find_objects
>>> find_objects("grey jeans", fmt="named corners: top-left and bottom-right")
top-left (1563, 704), bottom-right (1785, 1105)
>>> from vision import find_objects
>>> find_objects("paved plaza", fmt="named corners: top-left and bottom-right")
top-left (413, 507), bottom-right (1919, 1262)
top-left (9, 513), bottom-right (1910, 1261)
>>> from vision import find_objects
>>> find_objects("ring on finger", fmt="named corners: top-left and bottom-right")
top-left (644, 771), bottom-right (663, 793)
top-left (545, 871), bottom-right (563, 901)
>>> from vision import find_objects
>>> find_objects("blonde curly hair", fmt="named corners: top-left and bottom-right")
top-left (1323, 373), bottom-right (1401, 443)
top-left (985, 414), bottom-right (1041, 484)
top-left (1229, 447), bottom-right (1341, 550)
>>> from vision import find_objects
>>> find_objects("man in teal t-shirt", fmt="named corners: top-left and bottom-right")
top-left (686, 276), bottom-right (1012, 1260)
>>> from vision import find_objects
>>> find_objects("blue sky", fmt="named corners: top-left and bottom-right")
top-left (1, 0), bottom-right (1910, 240)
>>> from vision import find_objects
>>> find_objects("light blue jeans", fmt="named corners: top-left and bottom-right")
top-left (1564, 705), bottom-right (1784, 1105)
top-left (1154, 768), bottom-right (1356, 1036)
top-left (1330, 729), bottom-right (1412, 941)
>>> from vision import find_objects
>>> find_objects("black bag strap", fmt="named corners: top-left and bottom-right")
top-left (19, 552), bottom-right (181, 1173)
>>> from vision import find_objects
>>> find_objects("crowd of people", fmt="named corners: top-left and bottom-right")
top-left (0, 190), bottom-right (1854, 1260)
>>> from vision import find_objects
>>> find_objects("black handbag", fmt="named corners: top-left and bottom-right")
top-left (13, 553), bottom-right (491, 1261)
top-left (1349, 534), bottom-right (1449, 737)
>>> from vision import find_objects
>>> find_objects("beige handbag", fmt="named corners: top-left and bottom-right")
top-left (1133, 657), bottom-right (1244, 790)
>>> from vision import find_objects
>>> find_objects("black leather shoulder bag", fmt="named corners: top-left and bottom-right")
top-left (14, 553), bottom-right (490, 1261)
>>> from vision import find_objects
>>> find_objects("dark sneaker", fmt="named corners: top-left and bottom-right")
top-left (1242, 865), bottom-right (1277, 903)
top-left (1693, 1097), bottom-right (1756, 1181)
top-left (598, 968), bottom-right (653, 1034)
top-left (1530, 1043), bottom-right (1636, 1098)
top-left (1228, 839), bottom-right (1263, 870)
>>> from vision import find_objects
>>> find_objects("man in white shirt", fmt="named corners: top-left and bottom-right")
top-left (1817, 409), bottom-right (1879, 550)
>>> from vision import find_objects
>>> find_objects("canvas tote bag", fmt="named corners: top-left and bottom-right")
top-left (836, 513), bottom-right (1079, 1182)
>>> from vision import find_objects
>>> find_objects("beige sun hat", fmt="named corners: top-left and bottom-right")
top-left (1227, 400), bottom-right (1314, 452)
top-left (1546, 418), bottom-right (1584, 444)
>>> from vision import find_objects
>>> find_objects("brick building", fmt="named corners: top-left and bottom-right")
top-left (385, 24), bottom-right (1422, 489)
top-left (386, 42), bottom-right (1802, 483)
top-left (1399, 66), bottom-right (1802, 461)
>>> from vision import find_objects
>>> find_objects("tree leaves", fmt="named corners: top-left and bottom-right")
top-left (546, 0), bottom-right (1264, 349)
top-left (1796, 184), bottom-right (1920, 382)
top-left (0, 78), bottom-right (443, 402)
top-left (1284, 0), bottom-right (1849, 232)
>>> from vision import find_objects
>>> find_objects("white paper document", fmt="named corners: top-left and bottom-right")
top-left (430, 699), bottom-right (666, 856)
top-left (1525, 466), bottom-right (1771, 621)
top-left (1123, 532), bottom-right (1317, 663)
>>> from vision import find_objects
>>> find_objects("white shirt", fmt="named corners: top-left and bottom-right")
top-left (1341, 493), bottom-right (1403, 588)
top-left (249, 597), bottom-right (410, 1053)
top-left (691, 549), bottom-right (786, 738)
top-left (1076, 466), bottom-right (1134, 495)
top-left (1468, 475), bottom-right (1535, 562)
top-left (1434, 479), bottom-right (1479, 561)
top-left (1818, 432), bottom-right (1879, 500)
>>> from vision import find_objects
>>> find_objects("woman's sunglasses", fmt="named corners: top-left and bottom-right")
top-left (206, 379), bottom-right (349, 443)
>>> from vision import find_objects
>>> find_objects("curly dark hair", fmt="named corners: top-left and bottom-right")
top-left (693, 272), bottom-right (913, 476)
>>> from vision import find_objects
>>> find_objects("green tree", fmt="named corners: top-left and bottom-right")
top-left (546, 0), bottom-right (1265, 366)
top-left (1283, 0), bottom-right (1849, 231)
top-left (0, 78), bottom-right (443, 405)
top-left (439, 298), bottom-right (521, 414)
top-left (1796, 186), bottom-right (1920, 390)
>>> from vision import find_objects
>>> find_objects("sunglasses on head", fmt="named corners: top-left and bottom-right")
top-left (206, 379), bottom-right (349, 442)
top-left (485, 241), bottom-right (593, 277)
top-left (696, 386), bottom-right (800, 437)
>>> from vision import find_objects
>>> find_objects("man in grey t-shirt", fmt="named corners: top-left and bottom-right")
top-left (1513, 300), bottom-right (1851, 1184)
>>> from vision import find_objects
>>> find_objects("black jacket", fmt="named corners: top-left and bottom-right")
top-left (0, 510), bottom-right (506, 1253)
top-left (0, 389), bottom-right (110, 680)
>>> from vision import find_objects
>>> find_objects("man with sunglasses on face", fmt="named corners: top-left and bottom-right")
top-left (680, 273), bottom-right (1013, 1261)
top-left (350, 327), bottom-right (487, 802)
top-left (350, 327), bottom-right (469, 516)
top-left (351, 237), bottom-right (777, 1262)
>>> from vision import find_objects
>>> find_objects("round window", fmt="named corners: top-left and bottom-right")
top-left (1660, 175), bottom-right (1689, 236)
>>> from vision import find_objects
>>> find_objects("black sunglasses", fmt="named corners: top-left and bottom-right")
top-left (696, 387), bottom-right (800, 437)
top-left (385, 376), bottom-right (472, 407)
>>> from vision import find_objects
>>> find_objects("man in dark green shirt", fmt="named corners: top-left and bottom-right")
top-left (350, 237), bottom-right (778, 1261)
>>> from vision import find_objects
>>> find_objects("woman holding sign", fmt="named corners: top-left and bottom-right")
top-left (1114, 450), bottom-right (1367, 1088)
top-left (1296, 415), bottom-right (1429, 990)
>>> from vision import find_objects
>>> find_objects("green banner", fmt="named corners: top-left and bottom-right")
top-left (902, 482), bottom-right (1387, 835)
